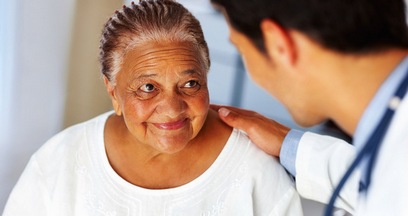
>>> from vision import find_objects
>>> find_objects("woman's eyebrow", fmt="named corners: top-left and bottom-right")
top-left (132, 69), bottom-right (203, 81)
top-left (181, 69), bottom-right (203, 77)
top-left (136, 73), bottom-right (157, 79)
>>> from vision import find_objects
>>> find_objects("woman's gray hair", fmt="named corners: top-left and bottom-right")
top-left (99, 0), bottom-right (210, 85)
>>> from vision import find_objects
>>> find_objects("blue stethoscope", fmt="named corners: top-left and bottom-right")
top-left (324, 68), bottom-right (408, 216)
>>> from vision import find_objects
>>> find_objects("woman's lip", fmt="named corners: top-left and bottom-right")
top-left (152, 118), bottom-right (188, 130)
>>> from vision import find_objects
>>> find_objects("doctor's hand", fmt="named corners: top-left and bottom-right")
top-left (211, 104), bottom-right (290, 157)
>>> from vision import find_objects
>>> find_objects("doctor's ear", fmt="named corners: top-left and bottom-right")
top-left (103, 76), bottom-right (122, 116)
top-left (260, 19), bottom-right (296, 66)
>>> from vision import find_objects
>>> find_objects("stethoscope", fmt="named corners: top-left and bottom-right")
top-left (324, 68), bottom-right (408, 216)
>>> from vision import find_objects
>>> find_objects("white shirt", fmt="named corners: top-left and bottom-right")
top-left (3, 112), bottom-right (303, 216)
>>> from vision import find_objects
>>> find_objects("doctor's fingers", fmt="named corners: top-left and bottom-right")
top-left (211, 104), bottom-right (265, 130)
top-left (214, 106), bottom-right (289, 157)
top-left (210, 104), bottom-right (260, 116)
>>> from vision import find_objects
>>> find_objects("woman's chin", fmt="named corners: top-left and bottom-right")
top-left (153, 135), bottom-right (192, 154)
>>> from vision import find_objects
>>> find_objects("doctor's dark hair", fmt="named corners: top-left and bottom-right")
top-left (99, 0), bottom-right (210, 85)
top-left (211, 0), bottom-right (408, 54)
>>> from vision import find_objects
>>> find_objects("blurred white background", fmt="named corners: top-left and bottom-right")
top-left (1, 0), bottom-right (360, 214)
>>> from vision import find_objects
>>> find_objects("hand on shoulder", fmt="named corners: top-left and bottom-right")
top-left (210, 104), bottom-right (290, 157)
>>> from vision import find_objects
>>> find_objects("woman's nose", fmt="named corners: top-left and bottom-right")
top-left (156, 91), bottom-right (186, 118)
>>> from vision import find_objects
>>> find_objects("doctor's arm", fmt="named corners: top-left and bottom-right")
top-left (211, 104), bottom-right (359, 213)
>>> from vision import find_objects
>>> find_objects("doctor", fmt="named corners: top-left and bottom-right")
top-left (210, 0), bottom-right (408, 215)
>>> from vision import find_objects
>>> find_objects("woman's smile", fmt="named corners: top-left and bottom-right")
top-left (152, 118), bottom-right (189, 130)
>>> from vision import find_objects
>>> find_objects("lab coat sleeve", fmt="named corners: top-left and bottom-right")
top-left (3, 155), bottom-right (50, 216)
top-left (294, 132), bottom-right (359, 214)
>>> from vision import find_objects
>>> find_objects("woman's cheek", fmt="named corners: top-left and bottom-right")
top-left (125, 98), bottom-right (156, 121)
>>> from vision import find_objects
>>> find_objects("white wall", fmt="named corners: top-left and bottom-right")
top-left (0, 0), bottom-right (17, 210)
top-left (0, 0), bottom-right (76, 211)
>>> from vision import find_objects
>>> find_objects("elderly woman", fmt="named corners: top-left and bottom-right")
top-left (3, 0), bottom-right (302, 215)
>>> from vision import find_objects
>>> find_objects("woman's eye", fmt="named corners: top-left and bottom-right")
top-left (139, 84), bottom-right (155, 93)
top-left (184, 80), bottom-right (198, 88)
top-left (181, 80), bottom-right (201, 95)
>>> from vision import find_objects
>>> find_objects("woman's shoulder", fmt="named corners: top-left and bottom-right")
top-left (230, 129), bottom-right (281, 166)
top-left (228, 128), bottom-right (294, 182)
top-left (33, 111), bottom-right (111, 165)
top-left (204, 110), bottom-right (284, 172)
top-left (231, 128), bottom-right (297, 194)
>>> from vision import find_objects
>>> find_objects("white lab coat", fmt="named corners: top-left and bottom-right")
top-left (295, 95), bottom-right (408, 215)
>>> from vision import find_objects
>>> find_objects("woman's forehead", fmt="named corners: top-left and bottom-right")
top-left (124, 42), bottom-right (202, 69)
top-left (117, 41), bottom-right (206, 81)
top-left (125, 41), bottom-right (199, 60)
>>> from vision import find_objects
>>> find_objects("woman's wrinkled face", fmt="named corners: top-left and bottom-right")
top-left (108, 41), bottom-right (209, 155)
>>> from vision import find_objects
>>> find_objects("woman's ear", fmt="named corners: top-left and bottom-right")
top-left (103, 76), bottom-right (122, 116)
top-left (260, 19), bottom-right (296, 67)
